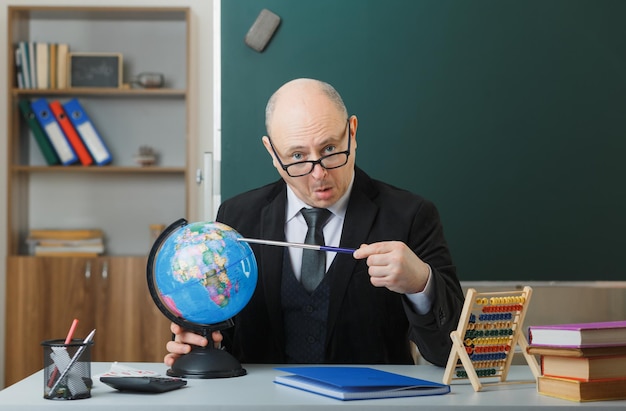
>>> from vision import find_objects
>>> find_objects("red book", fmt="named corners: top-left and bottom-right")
top-left (49, 100), bottom-right (93, 166)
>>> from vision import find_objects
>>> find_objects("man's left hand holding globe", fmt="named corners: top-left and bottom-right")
top-left (165, 324), bottom-right (223, 366)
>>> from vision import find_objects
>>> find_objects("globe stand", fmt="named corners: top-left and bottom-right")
top-left (166, 325), bottom-right (247, 379)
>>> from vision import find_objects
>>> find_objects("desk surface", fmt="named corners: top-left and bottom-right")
top-left (0, 363), bottom-right (625, 410)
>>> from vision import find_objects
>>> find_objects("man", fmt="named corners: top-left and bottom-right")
top-left (166, 78), bottom-right (463, 367)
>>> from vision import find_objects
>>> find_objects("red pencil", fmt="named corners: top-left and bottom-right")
top-left (47, 318), bottom-right (79, 387)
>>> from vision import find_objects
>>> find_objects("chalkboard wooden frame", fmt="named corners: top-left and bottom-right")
top-left (68, 52), bottom-right (123, 88)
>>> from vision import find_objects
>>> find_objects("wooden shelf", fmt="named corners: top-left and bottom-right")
top-left (10, 5), bottom-right (190, 19)
top-left (11, 165), bottom-right (186, 174)
top-left (12, 88), bottom-right (187, 98)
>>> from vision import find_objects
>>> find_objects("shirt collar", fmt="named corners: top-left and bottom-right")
top-left (286, 174), bottom-right (354, 222)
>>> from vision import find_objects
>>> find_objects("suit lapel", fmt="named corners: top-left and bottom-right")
top-left (258, 185), bottom-right (288, 346)
top-left (326, 168), bottom-right (379, 341)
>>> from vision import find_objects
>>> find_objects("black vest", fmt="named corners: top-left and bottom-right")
top-left (281, 251), bottom-right (331, 363)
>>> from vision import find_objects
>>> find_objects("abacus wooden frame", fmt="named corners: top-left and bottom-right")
top-left (443, 286), bottom-right (541, 392)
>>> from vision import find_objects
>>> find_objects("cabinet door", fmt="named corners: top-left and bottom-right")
top-left (5, 257), bottom-right (95, 386)
top-left (93, 257), bottom-right (172, 362)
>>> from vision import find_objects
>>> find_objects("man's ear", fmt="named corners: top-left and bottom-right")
top-left (262, 136), bottom-right (279, 168)
top-left (349, 115), bottom-right (358, 150)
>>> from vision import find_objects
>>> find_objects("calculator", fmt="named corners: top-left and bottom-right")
top-left (100, 376), bottom-right (187, 393)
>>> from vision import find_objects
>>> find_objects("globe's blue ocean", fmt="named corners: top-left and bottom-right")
top-left (154, 221), bottom-right (258, 325)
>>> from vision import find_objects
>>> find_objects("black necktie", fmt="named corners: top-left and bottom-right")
top-left (300, 207), bottom-right (331, 292)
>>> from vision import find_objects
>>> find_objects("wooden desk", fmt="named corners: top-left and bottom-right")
top-left (0, 363), bottom-right (624, 410)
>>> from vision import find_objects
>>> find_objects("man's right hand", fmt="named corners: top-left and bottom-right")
top-left (164, 322), bottom-right (224, 366)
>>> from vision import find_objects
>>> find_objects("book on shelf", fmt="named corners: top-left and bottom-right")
top-left (273, 366), bottom-right (450, 401)
top-left (34, 251), bottom-right (102, 257)
top-left (537, 375), bottom-right (626, 402)
top-left (49, 43), bottom-right (57, 89)
top-left (28, 228), bottom-right (103, 240)
top-left (33, 237), bottom-right (104, 247)
top-left (27, 236), bottom-right (103, 249)
top-left (57, 43), bottom-right (69, 89)
top-left (528, 321), bottom-right (626, 348)
top-left (18, 100), bottom-right (60, 166)
top-left (14, 42), bottom-right (69, 90)
top-left (540, 354), bottom-right (626, 381)
top-left (31, 98), bottom-right (78, 165)
top-left (34, 244), bottom-right (104, 257)
top-left (63, 98), bottom-right (112, 166)
top-left (14, 46), bottom-right (25, 89)
top-left (28, 41), bottom-right (37, 89)
top-left (35, 42), bottom-right (49, 89)
top-left (28, 228), bottom-right (104, 256)
top-left (17, 42), bottom-right (31, 89)
top-left (49, 100), bottom-right (94, 166)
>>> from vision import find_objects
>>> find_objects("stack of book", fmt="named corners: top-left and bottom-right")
top-left (15, 41), bottom-right (69, 90)
top-left (27, 229), bottom-right (105, 257)
top-left (527, 320), bottom-right (626, 402)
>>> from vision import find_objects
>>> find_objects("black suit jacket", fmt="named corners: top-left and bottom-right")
top-left (216, 167), bottom-right (463, 366)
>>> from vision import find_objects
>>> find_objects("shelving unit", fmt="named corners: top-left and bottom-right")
top-left (6, 6), bottom-right (191, 256)
top-left (4, 6), bottom-right (192, 386)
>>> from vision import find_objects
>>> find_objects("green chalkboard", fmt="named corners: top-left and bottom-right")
top-left (221, 0), bottom-right (626, 281)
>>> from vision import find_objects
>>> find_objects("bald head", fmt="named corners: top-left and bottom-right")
top-left (261, 78), bottom-right (357, 208)
top-left (265, 78), bottom-right (348, 135)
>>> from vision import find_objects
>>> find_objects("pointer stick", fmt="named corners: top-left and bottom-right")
top-left (237, 238), bottom-right (355, 254)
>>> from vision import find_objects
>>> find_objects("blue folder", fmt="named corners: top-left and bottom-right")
top-left (274, 366), bottom-right (450, 400)
top-left (63, 98), bottom-right (112, 166)
top-left (31, 98), bottom-right (77, 165)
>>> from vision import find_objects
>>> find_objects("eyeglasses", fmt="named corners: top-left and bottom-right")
top-left (268, 120), bottom-right (351, 177)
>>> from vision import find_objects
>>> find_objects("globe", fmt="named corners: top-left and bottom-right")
top-left (147, 218), bottom-right (258, 378)
top-left (152, 220), bottom-right (257, 326)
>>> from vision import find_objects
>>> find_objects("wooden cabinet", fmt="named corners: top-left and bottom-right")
top-left (4, 7), bottom-right (191, 387)
top-left (94, 257), bottom-right (172, 362)
top-left (5, 256), bottom-right (171, 386)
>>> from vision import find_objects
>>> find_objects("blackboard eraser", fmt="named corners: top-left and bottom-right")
top-left (245, 9), bottom-right (281, 52)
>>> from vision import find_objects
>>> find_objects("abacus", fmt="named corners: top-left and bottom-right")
top-left (443, 286), bottom-right (540, 391)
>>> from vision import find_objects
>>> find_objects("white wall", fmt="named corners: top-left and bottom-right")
top-left (0, 0), bottom-right (219, 388)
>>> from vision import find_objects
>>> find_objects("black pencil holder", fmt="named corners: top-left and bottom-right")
top-left (41, 338), bottom-right (93, 400)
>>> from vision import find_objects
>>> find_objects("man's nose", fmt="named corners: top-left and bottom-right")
top-left (310, 162), bottom-right (327, 178)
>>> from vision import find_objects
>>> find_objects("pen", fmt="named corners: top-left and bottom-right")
top-left (47, 329), bottom-right (96, 398)
top-left (237, 237), bottom-right (356, 254)
top-left (47, 318), bottom-right (79, 387)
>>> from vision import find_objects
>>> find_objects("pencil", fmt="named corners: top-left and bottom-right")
top-left (237, 237), bottom-right (355, 254)
top-left (47, 318), bottom-right (79, 387)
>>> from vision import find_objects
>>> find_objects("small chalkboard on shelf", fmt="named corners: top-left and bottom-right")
top-left (68, 52), bottom-right (122, 88)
